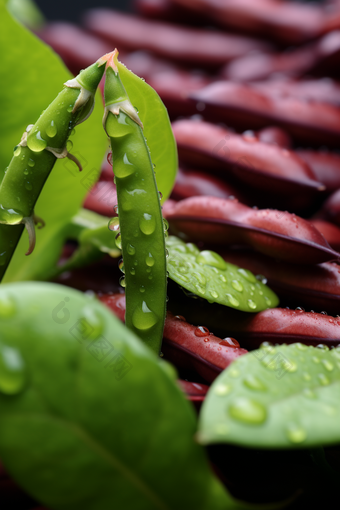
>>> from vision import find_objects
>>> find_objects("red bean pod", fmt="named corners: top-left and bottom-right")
top-left (171, 167), bottom-right (247, 202)
top-left (37, 22), bottom-right (113, 75)
top-left (296, 149), bottom-right (340, 193)
top-left (310, 219), bottom-right (340, 252)
top-left (213, 307), bottom-right (340, 350)
top-left (220, 248), bottom-right (340, 314)
top-left (189, 81), bottom-right (340, 146)
top-left (317, 188), bottom-right (340, 225)
top-left (99, 293), bottom-right (247, 383)
top-left (177, 380), bottom-right (209, 411)
top-left (172, 118), bottom-right (324, 210)
top-left (83, 9), bottom-right (271, 68)
top-left (83, 181), bottom-right (117, 217)
top-left (171, 0), bottom-right (325, 44)
top-left (163, 195), bottom-right (339, 264)
top-left (256, 126), bottom-right (292, 149)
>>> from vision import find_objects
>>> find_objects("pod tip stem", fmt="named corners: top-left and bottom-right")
top-left (97, 49), bottom-right (119, 72)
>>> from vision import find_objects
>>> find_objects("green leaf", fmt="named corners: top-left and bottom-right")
top-left (0, 4), bottom-right (107, 282)
top-left (198, 343), bottom-right (340, 449)
top-left (117, 61), bottom-right (178, 203)
top-left (0, 281), bottom-right (234, 510)
top-left (7, 0), bottom-right (44, 29)
top-left (166, 236), bottom-right (279, 312)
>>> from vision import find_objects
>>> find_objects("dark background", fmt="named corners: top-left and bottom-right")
top-left (35, 0), bottom-right (134, 22)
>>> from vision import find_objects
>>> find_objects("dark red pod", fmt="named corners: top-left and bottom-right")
top-left (215, 307), bottom-right (340, 350)
top-left (171, 167), bottom-right (247, 202)
top-left (172, 118), bottom-right (324, 210)
top-left (163, 195), bottom-right (339, 264)
top-left (189, 81), bottom-right (340, 146)
top-left (83, 9), bottom-right (271, 68)
top-left (177, 380), bottom-right (209, 411)
top-left (37, 22), bottom-right (113, 75)
top-left (171, 0), bottom-right (324, 44)
top-left (220, 248), bottom-right (340, 315)
top-left (296, 149), bottom-right (340, 193)
top-left (84, 181), bottom-right (117, 217)
top-left (317, 188), bottom-right (340, 226)
top-left (310, 219), bottom-right (340, 252)
top-left (99, 293), bottom-right (247, 383)
top-left (256, 126), bottom-right (292, 149)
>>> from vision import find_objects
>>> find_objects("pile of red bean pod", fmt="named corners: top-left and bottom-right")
top-left (11, 0), bottom-right (340, 507)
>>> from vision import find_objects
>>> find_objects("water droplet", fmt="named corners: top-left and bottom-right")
top-left (146, 253), bottom-right (155, 267)
top-left (303, 372), bottom-right (311, 381)
top-left (203, 338), bottom-right (209, 342)
top-left (67, 105), bottom-right (73, 113)
top-left (0, 251), bottom-right (7, 266)
top-left (226, 294), bottom-right (239, 307)
top-left (107, 152), bottom-right (113, 166)
top-left (23, 169), bottom-right (29, 175)
top-left (286, 423), bottom-right (307, 444)
top-left (318, 373), bottom-right (330, 385)
top-left (248, 299), bottom-right (257, 310)
top-left (14, 145), bottom-right (21, 157)
top-left (119, 276), bottom-right (126, 287)
top-left (114, 153), bottom-right (135, 178)
top-left (158, 191), bottom-right (163, 200)
top-left (256, 274), bottom-right (267, 284)
top-left (316, 344), bottom-right (329, 351)
top-left (108, 217), bottom-right (120, 232)
top-left (0, 205), bottom-right (24, 225)
top-left (321, 359), bottom-right (334, 372)
top-left (46, 120), bottom-right (57, 138)
top-left (312, 356), bottom-right (320, 364)
top-left (118, 259), bottom-right (125, 273)
top-left (80, 306), bottom-right (105, 340)
top-left (237, 268), bottom-right (256, 283)
top-left (0, 295), bottom-right (16, 318)
top-left (231, 280), bottom-right (243, 292)
top-left (139, 285), bottom-right (145, 293)
top-left (243, 375), bottom-right (267, 391)
top-left (264, 296), bottom-right (272, 306)
top-left (139, 213), bottom-right (155, 235)
top-left (175, 315), bottom-right (186, 321)
top-left (130, 268), bottom-right (136, 276)
top-left (285, 360), bottom-right (297, 373)
top-left (209, 290), bottom-right (219, 299)
top-left (196, 250), bottom-right (227, 270)
top-left (0, 344), bottom-right (26, 395)
top-left (219, 275), bottom-right (227, 283)
top-left (115, 233), bottom-right (122, 249)
top-left (229, 397), bottom-right (267, 425)
top-left (193, 271), bottom-right (206, 285)
top-left (195, 284), bottom-right (206, 295)
top-left (214, 383), bottom-right (232, 396)
top-left (220, 337), bottom-right (239, 348)
top-left (296, 343), bottom-right (308, 351)
top-left (27, 130), bottom-right (47, 152)
top-left (25, 182), bottom-right (33, 191)
top-left (132, 301), bottom-right (157, 330)
top-left (163, 218), bottom-right (169, 232)
top-left (195, 326), bottom-right (210, 337)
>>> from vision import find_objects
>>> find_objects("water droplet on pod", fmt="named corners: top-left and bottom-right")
top-left (226, 294), bottom-right (239, 307)
top-left (27, 130), bottom-right (47, 152)
top-left (108, 217), bottom-right (120, 232)
top-left (115, 233), bottom-right (122, 249)
top-left (237, 268), bottom-right (256, 283)
top-left (195, 326), bottom-right (210, 337)
top-left (248, 299), bottom-right (257, 310)
top-left (127, 244), bottom-right (136, 256)
top-left (146, 253), bottom-right (155, 267)
top-left (214, 383), bottom-right (232, 396)
top-left (0, 294), bottom-right (16, 318)
top-left (196, 250), bottom-right (227, 270)
top-left (231, 280), bottom-right (243, 292)
top-left (139, 213), bottom-right (156, 235)
top-left (243, 374), bottom-right (267, 391)
top-left (286, 423), bottom-right (307, 443)
top-left (46, 120), bottom-right (57, 138)
top-left (0, 344), bottom-right (26, 395)
top-left (132, 301), bottom-right (157, 330)
top-left (229, 397), bottom-right (267, 425)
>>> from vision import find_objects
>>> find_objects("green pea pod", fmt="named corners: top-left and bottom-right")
top-left (0, 53), bottom-right (108, 282)
top-left (103, 51), bottom-right (167, 354)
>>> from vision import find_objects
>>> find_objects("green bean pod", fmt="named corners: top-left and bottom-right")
top-left (103, 51), bottom-right (167, 354)
top-left (0, 55), bottom-right (108, 281)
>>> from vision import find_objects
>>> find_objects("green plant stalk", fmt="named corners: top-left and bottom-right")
top-left (0, 57), bottom-right (107, 282)
top-left (103, 52), bottom-right (167, 354)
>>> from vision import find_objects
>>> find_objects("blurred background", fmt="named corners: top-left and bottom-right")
top-left (35, 0), bottom-right (133, 21)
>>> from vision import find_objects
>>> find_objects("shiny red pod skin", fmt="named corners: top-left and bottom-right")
top-left (213, 307), bottom-right (340, 351)
top-left (83, 181), bottom-right (117, 217)
top-left (37, 22), bottom-right (113, 75)
top-left (83, 9), bottom-right (271, 68)
top-left (172, 119), bottom-right (324, 208)
top-left (296, 150), bottom-right (340, 193)
top-left (177, 380), bottom-right (209, 411)
top-left (189, 81), bottom-right (340, 146)
top-left (310, 219), bottom-right (340, 252)
top-left (171, 167), bottom-right (248, 202)
top-left (99, 293), bottom-right (247, 383)
top-left (256, 126), bottom-right (292, 149)
top-left (171, 0), bottom-right (325, 44)
top-left (220, 248), bottom-right (340, 315)
top-left (317, 188), bottom-right (340, 226)
top-left (163, 195), bottom-right (339, 264)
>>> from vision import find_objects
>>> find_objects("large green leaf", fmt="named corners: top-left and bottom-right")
top-left (0, 2), bottom-right (107, 282)
top-left (0, 281), bottom-right (235, 510)
top-left (118, 60), bottom-right (178, 203)
top-left (198, 343), bottom-right (340, 449)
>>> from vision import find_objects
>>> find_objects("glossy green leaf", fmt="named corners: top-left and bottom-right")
top-left (0, 281), bottom-right (235, 510)
top-left (117, 61), bottom-right (178, 203)
top-left (0, 4), bottom-right (107, 282)
top-left (198, 343), bottom-right (340, 449)
top-left (166, 236), bottom-right (279, 312)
